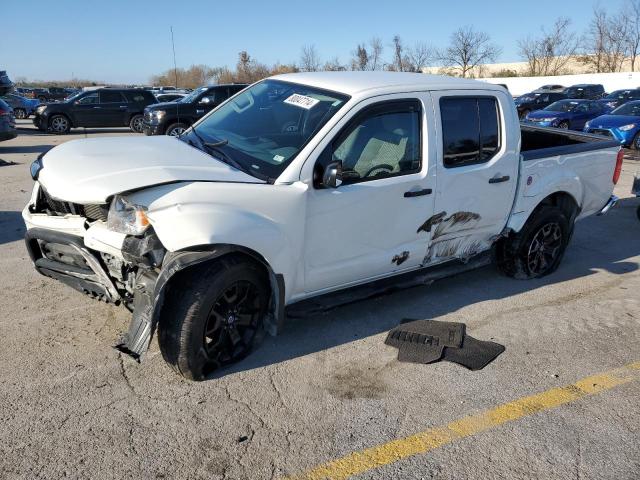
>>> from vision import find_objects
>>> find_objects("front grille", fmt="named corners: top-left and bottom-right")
top-left (590, 128), bottom-right (613, 138)
top-left (37, 187), bottom-right (108, 221)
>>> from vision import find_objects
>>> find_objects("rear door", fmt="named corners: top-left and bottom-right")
top-left (98, 90), bottom-right (129, 126)
top-left (427, 91), bottom-right (518, 264)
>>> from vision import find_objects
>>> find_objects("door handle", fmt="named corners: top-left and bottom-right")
top-left (196, 109), bottom-right (204, 114)
top-left (489, 175), bottom-right (510, 184)
top-left (404, 188), bottom-right (432, 198)
top-left (92, 106), bottom-right (102, 109)
top-left (119, 105), bottom-right (127, 109)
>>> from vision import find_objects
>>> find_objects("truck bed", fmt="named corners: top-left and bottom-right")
top-left (520, 125), bottom-right (620, 161)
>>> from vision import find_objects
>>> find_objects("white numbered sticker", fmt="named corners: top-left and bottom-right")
top-left (284, 93), bottom-right (320, 110)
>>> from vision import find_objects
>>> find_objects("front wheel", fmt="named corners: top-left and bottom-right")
top-left (497, 206), bottom-right (571, 279)
top-left (158, 257), bottom-right (269, 380)
top-left (558, 121), bottom-right (570, 129)
top-left (48, 115), bottom-right (70, 134)
top-left (165, 122), bottom-right (188, 137)
top-left (14, 108), bottom-right (27, 119)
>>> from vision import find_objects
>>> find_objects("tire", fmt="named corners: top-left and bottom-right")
top-left (129, 114), bottom-right (144, 133)
top-left (632, 132), bottom-right (640, 150)
top-left (558, 121), bottom-right (569, 129)
top-left (497, 205), bottom-right (571, 279)
top-left (48, 114), bottom-right (71, 134)
top-left (14, 108), bottom-right (26, 119)
top-left (158, 256), bottom-right (269, 380)
top-left (165, 122), bottom-right (188, 137)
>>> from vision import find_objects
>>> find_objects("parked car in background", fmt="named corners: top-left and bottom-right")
top-left (22, 73), bottom-right (621, 379)
top-left (597, 89), bottom-right (640, 110)
top-left (0, 71), bottom-right (13, 96)
top-left (536, 84), bottom-right (565, 92)
top-left (584, 100), bottom-right (640, 149)
top-left (1, 93), bottom-right (40, 118)
top-left (33, 88), bottom-right (158, 134)
top-left (155, 93), bottom-right (187, 103)
top-left (0, 99), bottom-right (17, 142)
top-left (524, 99), bottom-right (611, 130)
top-left (143, 84), bottom-right (247, 136)
top-left (514, 91), bottom-right (566, 119)
top-left (563, 84), bottom-right (606, 100)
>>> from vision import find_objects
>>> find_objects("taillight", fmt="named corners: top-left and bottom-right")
top-left (0, 108), bottom-right (8, 116)
top-left (612, 149), bottom-right (624, 185)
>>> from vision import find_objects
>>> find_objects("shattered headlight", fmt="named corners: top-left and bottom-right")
top-left (107, 195), bottom-right (150, 236)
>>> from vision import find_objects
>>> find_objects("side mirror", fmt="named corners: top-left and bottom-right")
top-left (199, 97), bottom-right (212, 104)
top-left (322, 161), bottom-right (343, 188)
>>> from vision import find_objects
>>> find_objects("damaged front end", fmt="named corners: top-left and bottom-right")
top-left (23, 183), bottom-right (167, 360)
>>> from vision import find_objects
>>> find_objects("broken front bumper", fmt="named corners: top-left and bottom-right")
top-left (25, 227), bottom-right (121, 302)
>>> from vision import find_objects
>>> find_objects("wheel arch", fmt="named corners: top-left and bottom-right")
top-left (151, 244), bottom-right (286, 345)
top-left (507, 190), bottom-right (580, 233)
top-left (48, 111), bottom-right (74, 128)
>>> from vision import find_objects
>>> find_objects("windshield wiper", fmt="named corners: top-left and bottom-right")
top-left (201, 139), bottom-right (248, 173)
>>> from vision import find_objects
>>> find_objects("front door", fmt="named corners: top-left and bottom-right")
top-left (72, 92), bottom-right (100, 126)
top-left (303, 95), bottom-right (436, 294)
top-left (427, 91), bottom-right (518, 264)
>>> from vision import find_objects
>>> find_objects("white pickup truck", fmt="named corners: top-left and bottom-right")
top-left (23, 72), bottom-right (622, 380)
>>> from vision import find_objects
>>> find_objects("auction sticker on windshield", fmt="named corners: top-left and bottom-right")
top-left (284, 93), bottom-right (319, 109)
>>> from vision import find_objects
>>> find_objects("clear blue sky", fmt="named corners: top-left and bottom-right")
top-left (0, 0), bottom-right (628, 84)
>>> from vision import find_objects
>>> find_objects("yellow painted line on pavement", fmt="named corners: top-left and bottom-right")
top-left (286, 361), bottom-right (640, 480)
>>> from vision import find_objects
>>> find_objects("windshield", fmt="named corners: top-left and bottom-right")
top-left (65, 91), bottom-right (85, 102)
top-left (611, 102), bottom-right (640, 116)
top-left (188, 79), bottom-right (350, 180)
top-left (178, 87), bottom-right (207, 103)
top-left (604, 90), bottom-right (630, 100)
top-left (544, 100), bottom-right (582, 112)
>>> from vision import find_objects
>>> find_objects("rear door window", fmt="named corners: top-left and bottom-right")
top-left (440, 97), bottom-right (501, 168)
top-left (100, 91), bottom-right (126, 103)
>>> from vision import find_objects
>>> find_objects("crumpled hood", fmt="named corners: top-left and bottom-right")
top-left (588, 114), bottom-right (640, 129)
top-left (37, 135), bottom-right (264, 204)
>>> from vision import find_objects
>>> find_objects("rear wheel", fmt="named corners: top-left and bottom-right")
top-left (158, 257), bottom-right (269, 380)
top-left (129, 114), bottom-right (144, 133)
top-left (632, 132), bottom-right (640, 150)
top-left (558, 121), bottom-right (570, 129)
top-left (166, 122), bottom-right (188, 137)
top-left (497, 206), bottom-right (571, 279)
top-left (49, 115), bottom-right (70, 134)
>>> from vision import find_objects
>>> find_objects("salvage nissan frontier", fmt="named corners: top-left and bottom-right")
top-left (23, 72), bottom-right (621, 380)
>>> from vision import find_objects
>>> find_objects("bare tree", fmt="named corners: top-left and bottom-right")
top-left (625, 0), bottom-right (640, 71)
top-left (391, 35), bottom-right (405, 71)
top-left (518, 18), bottom-right (579, 76)
top-left (351, 44), bottom-right (369, 71)
top-left (369, 37), bottom-right (384, 70)
top-left (438, 26), bottom-right (501, 77)
top-left (300, 45), bottom-right (322, 72)
top-left (580, 8), bottom-right (629, 73)
top-left (405, 42), bottom-right (434, 72)
top-left (324, 57), bottom-right (347, 71)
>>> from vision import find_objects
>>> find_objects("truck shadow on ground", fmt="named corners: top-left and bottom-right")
top-left (212, 197), bottom-right (640, 380)
top-left (0, 211), bottom-right (26, 245)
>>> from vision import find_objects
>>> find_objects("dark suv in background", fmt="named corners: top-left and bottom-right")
top-left (143, 84), bottom-right (247, 136)
top-left (0, 98), bottom-right (17, 142)
top-left (514, 91), bottom-right (566, 119)
top-left (33, 88), bottom-right (157, 134)
top-left (564, 84), bottom-right (606, 100)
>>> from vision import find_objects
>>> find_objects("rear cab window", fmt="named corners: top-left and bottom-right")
top-left (440, 96), bottom-right (501, 168)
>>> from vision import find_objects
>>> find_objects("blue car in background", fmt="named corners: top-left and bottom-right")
top-left (524, 99), bottom-right (611, 130)
top-left (584, 100), bottom-right (640, 149)
top-left (0, 93), bottom-right (40, 119)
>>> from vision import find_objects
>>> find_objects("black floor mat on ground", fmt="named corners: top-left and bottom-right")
top-left (385, 319), bottom-right (505, 370)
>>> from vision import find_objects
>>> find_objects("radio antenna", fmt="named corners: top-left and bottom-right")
top-left (170, 26), bottom-right (181, 127)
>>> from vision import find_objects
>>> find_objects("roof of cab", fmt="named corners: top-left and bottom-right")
top-left (270, 71), bottom-right (503, 96)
